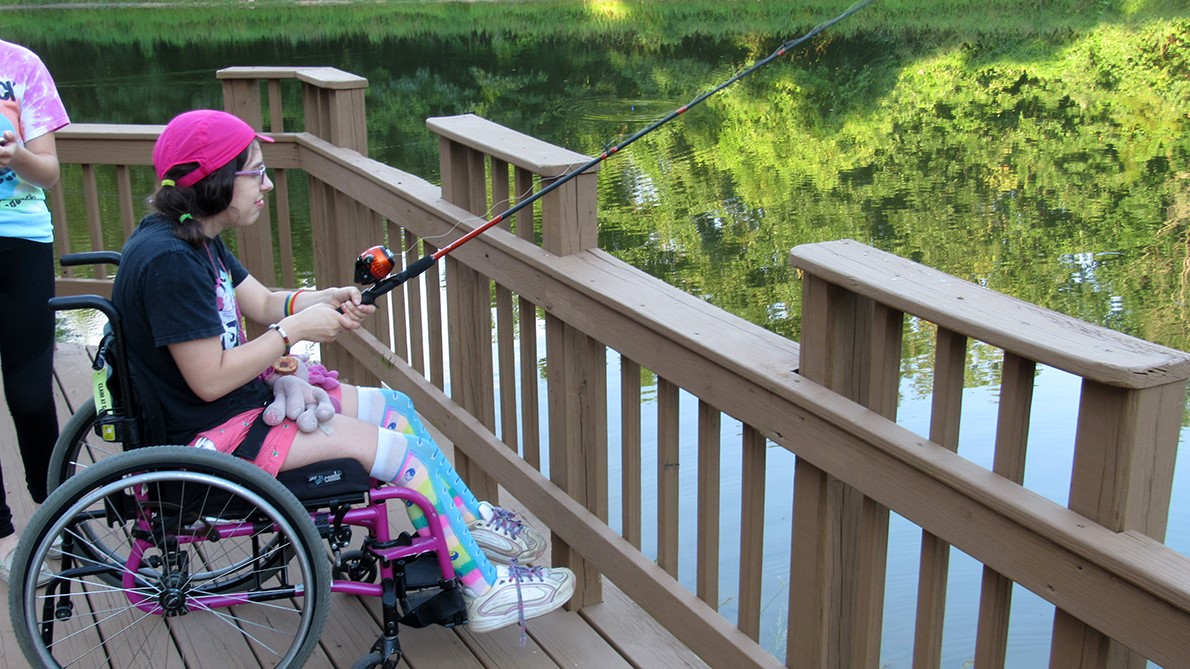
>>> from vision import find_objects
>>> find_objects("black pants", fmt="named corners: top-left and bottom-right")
top-left (0, 238), bottom-right (59, 538)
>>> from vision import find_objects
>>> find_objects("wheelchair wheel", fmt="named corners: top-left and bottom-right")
top-left (9, 446), bottom-right (331, 669)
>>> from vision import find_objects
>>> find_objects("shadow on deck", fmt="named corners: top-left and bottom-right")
top-left (0, 342), bottom-right (710, 669)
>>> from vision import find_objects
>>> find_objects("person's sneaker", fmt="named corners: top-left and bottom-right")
top-left (468, 502), bottom-right (547, 565)
top-left (0, 547), bottom-right (55, 588)
top-left (465, 563), bottom-right (575, 634)
top-left (47, 534), bottom-right (64, 562)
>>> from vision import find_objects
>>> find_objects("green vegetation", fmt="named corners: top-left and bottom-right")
top-left (1, 0), bottom-right (1186, 47)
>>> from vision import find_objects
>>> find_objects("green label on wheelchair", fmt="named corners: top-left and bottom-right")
top-left (92, 366), bottom-right (116, 440)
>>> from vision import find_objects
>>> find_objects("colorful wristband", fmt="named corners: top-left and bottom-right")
top-left (284, 289), bottom-right (305, 317)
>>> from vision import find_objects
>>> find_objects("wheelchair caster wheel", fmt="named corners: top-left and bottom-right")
top-left (334, 549), bottom-right (378, 583)
top-left (351, 649), bottom-right (402, 669)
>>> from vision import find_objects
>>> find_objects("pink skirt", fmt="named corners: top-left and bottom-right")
top-left (189, 385), bottom-right (343, 477)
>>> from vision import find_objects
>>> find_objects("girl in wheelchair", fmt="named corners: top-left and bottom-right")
top-left (111, 109), bottom-right (574, 634)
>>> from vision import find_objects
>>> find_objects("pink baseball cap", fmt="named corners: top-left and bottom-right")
top-left (153, 110), bottom-right (274, 188)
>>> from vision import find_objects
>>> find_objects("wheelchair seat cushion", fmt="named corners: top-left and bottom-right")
top-left (277, 457), bottom-right (372, 505)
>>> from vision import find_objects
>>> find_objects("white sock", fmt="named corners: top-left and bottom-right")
top-left (356, 386), bottom-right (385, 425)
top-left (369, 428), bottom-right (408, 482)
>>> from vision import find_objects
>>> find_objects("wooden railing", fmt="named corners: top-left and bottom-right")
top-left (48, 67), bottom-right (1190, 669)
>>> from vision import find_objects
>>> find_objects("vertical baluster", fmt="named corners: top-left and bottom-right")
top-left (913, 326), bottom-right (968, 669)
top-left (115, 165), bottom-right (135, 239)
top-left (975, 352), bottom-right (1035, 669)
top-left (696, 399), bottom-right (720, 606)
top-left (491, 157), bottom-right (519, 451)
top-left (656, 376), bottom-right (680, 578)
top-left (403, 231), bottom-right (424, 374)
top-left (621, 356), bottom-right (643, 548)
top-left (50, 178), bottom-right (70, 272)
top-left (82, 164), bottom-right (104, 279)
top-left (514, 166), bottom-right (540, 467)
top-left (738, 424), bottom-right (766, 640)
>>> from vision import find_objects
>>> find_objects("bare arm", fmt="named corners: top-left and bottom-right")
top-left (169, 287), bottom-right (375, 402)
top-left (234, 274), bottom-right (372, 326)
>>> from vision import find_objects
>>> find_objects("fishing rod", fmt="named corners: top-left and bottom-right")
top-left (355, 0), bottom-right (879, 303)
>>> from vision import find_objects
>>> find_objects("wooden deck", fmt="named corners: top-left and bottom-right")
top-left (0, 342), bottom-right (711, 669)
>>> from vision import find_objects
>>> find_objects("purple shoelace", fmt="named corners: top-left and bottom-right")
top-left (507, 558), bottom-right (545, 646)
top-left (486, 506), bottom-right (527, 539)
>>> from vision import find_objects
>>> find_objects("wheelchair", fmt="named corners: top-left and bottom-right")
top-left (7, 252), bottom-right (468, 669)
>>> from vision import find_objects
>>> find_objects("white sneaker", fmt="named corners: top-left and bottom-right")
top-left (48, 534), bottom-right (64, 562)
top-left (0, 546), bottom-right (55, 588)
top-left (468, 502), bottom-right (547, 565)
top-left (465, 563), bottom-right (575, 634)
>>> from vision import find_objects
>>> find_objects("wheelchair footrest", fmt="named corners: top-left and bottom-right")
top-left (399, 585), bottom-right (467, 629)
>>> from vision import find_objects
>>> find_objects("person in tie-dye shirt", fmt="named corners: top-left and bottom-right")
top-left (0, 39), bottom-right (70, 588)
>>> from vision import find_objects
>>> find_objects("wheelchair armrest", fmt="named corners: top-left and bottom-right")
top-left (60, 251), bottom-right (121, 267)
top-left (49, 295), bottom-right (121, 326)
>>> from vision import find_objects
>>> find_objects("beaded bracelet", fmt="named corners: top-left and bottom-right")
top-left (269, 323), bottom-right (292, 355)
top-left (283, 289), bottom-right (305, 317)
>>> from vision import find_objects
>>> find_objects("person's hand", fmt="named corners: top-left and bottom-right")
top-left (327, 286), bottom-right (374, 324)
top-left (0, 131), bottom-right (19, 168)
top-left (283, 303), bottom-right (357, 343)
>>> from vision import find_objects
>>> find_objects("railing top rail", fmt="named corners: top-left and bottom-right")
top-left (427, 113), bottom-right (599, 177)
top-left (217, 66), bottom-right (368, 89)
top-left (790, 238), bottom-right (1190, 388)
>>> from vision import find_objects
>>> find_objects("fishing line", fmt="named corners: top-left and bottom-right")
top-left (359, 0), bottom-right (878, 303)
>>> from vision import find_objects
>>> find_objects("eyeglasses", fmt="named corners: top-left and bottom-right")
top-left (234, 163), bottom-right (268, 184)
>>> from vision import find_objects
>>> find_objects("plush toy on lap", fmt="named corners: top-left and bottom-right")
top-left (262, 355), bottom-right (338, 433)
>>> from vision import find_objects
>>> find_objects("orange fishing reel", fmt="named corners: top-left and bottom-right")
top-left (354, 245), bottom-right (395, 285)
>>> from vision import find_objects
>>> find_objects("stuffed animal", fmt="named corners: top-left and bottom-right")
top-left (262, 355), bottom-right (336, 433)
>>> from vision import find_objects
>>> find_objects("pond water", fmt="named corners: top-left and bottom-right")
top-left (18, 3), bottom-right (1189, 666)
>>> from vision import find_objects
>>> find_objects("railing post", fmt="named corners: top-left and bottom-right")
top-left (1050, 379), bottom-right (1185, 669)
top-left (788, 273), bottom-right (901, 669)
top-left (220, 74), bottom-right (274, 286)
top-left (540, 156), bottom-right (605, 611)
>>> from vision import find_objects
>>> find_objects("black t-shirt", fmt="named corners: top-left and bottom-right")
top-left (112, 214), bottom-right (271, 444)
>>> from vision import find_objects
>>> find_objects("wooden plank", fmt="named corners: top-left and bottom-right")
top-left (425, 242), bottom-right (445, 390)
top-left (656, 377), bottom-right (680, 579)
top-left (913, 326), bottom-right (968, 669)
top-left (695, 400), bottom-right (720, 607)
top-left (116, 165), bottom-right (135, 239)
top-left (546, 319), bottom-right (606, 607)
top-left (790, 239), bottom-right (1190, 388)
top-left (738, 425), bottom-right (765, 640)
top-left (517, 605), bottom-right (634, 668)
top-left (975, 352), bottom-right (1036, 669)
top-left (81, 164), bottom-right (104, 271)
top-left (520, 294), bottom-right (541, 469)
top-left (427, 114), bottom-right (598, 178)
top-left (791, 276), bottom-right (890, 669)
top-left (1053, 376), bottom-right (1186, 669)
top-left (582, 578), bottom-right (713, 669)
top-left (514, 166), bottom-right (541, 469)
top-left (621, 356), bottom-right (642, 548)
top-left (403, 231), bottom-right (422, 371)
top-left (455, 624), bottom-right (559, 669)
top-left (274, 168), bottom-right (295, 289)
